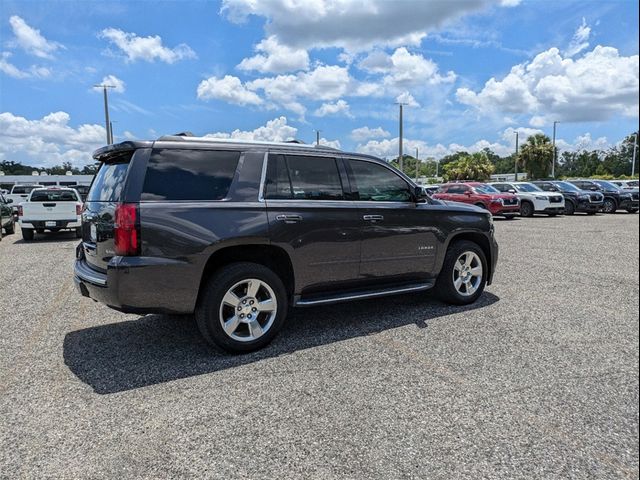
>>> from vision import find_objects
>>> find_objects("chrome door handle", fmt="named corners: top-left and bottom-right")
top-left (363, 215), bottom-right (384, 221)
top-left (276, 214), bottom-right (302, 223)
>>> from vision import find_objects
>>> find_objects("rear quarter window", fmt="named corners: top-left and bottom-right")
top-left (141, 149), bottom-right (240, 201)
top-left (87, 160), bottom-right (131, 202)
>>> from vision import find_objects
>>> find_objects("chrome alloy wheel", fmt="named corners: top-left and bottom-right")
top-left (219, 279), bottom-right (277, 342)
top-left (453, 251), bottom-right (483, 297)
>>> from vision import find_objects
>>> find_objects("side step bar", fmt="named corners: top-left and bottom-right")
top-left (294, 281), bottom-right (434, 307)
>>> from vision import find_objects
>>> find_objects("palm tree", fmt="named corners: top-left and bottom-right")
top-left (519, 134), bottom-right (553, 179)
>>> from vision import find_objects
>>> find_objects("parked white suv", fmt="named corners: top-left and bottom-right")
top-left (489, 181), bottom-right (565, 217)
top-left (18, 187), bottom-right (83, 241)
top-left (6, 184), bottom-right (44, 214)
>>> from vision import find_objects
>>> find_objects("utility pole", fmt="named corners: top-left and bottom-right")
top-left (415, 147), bottom-right (419, 182)
top-left (632, 132), bottom-right (638, 177)
top-left (315, 129), bottom-right (321, 146)
top-left (514, 131), bottom-right (519, 181)
top-left (396, 102), bottom-right (408, 172)
top-left (94, 84), bottom-right (115, 144)
top-left (551, 121), bottom-right (558, 178)
top-left (435, 159), bottom-right (439, 179)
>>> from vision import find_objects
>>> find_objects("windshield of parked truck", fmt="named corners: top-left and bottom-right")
top-left (515, 183), bottom-right (542, 193)
top-left (555, 181), bottom-right (581, 192)
top-left (474, 184), bottom-right (500, 194)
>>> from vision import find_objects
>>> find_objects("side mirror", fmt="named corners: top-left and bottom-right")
top-left (414, 186), bottom-right (428, 202)
top-left (508, 189), bottom-right (517, 194)
top-left (465, 191), bottom-right (472, 196)
top-left (590, 186), bottom-right (598, 191)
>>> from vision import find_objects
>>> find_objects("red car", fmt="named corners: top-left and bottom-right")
top-left (432, 182), bottom-right (520, 218)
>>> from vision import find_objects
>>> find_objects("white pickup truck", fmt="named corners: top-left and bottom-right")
top-left (18, 187), bottom-right (83, 241)
top-left (6, 184), bottom-right (44, 214)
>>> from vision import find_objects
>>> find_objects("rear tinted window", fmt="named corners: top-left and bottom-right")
top-left (265, 155), bottom-right (344, 200)
top-left (87, 160), bottom-right (130, 202)
top-left (30, 190), bottom-right (78, 202)
top-left (142, 149), bottom-right (240, 201)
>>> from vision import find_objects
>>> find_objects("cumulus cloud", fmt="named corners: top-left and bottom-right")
top-left (350, 126), bottom-right (391, 142)
top-left (93, 74), bottom-right (126, 93)
top-left (8, 16), bottom-right (63, 59)
top-left (203, 116), bottom-right (297, 142)
top-left (456, 45), bottom-right (639, 124)
top-left (0, 52), bottom-right (51, 79)
top-left (99, 28), bottom-right (196, 63)
top-left (220, 0), bottom-right (510, 51)
top-left (565, 18), bottom-right (591, 57)
top-left (0, 111), bottom-right (106, 167)
top-left (237, 35), bottom-right (309, 73)
top-left (197, 75), bottom-right (263, 106)
top-left (396, 91), bottom-right (420, 107)
top-left (313, 100), bottom-right (353, 118)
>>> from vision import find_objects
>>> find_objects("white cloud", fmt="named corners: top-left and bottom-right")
top-left (203, 116), bottom-right (297, 142)
top-left (319, 138), bottom-right (341, 149)
top-left (99, 28), bottom-right (196, 64)
top-left (0, 111), bottom-right (106, 167)
top-left (313, 100), bottom-right (353, 118)
top-left (197, 75), bottom-right (263, 106)
top-left (396, 92), bottom-right (420, 107)
top-left (93, 74), bottom-right (126, 93)
top-left (221, 0), bottom-right (510, 52)
top-left (8, 16), bottom-right (63, 59)
top-left (237, 35), bottom-right (309, 73)
top-left (565, 18), bottom-right (591, 57)
top-left (350, 126), bottom-right (391, 142)
top-left (0, 52), bottom-right (51, 79)
top-left (456, 45), bottom-right (639, 124)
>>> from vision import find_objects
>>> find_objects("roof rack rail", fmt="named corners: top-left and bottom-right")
top-left (173, 131), bottom-right (194, 137)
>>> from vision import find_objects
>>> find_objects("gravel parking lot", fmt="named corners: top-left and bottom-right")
top-left (1, 214), bottom-right (638, 479)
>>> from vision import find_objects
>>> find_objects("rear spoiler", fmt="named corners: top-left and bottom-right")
top-left (92, 141), bottom-right (153, 162)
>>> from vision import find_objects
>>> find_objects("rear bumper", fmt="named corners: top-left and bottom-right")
top-left (73, 248), bottom-right (198, 314)
top-left (487, 234), bottom-right (499, 286)
top-left (20, 219), bottom-right (81, 229)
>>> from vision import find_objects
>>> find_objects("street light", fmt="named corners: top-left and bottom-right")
top-left (314, 129), bottom-right (321, 146)
top-left (551, 121), bottom-right (559, 178)
top-left (395, 102), bottom-right (408, 172)
top-left (94, 84), bottom-right (115, 144)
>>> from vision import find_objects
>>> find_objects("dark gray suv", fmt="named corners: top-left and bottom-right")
top-left (74, 135), bottom-right (498, 352)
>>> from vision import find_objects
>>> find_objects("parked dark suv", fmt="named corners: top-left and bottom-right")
top-left (568, 180), bottom-right (639, 213)
top-left (532, 180), bottom-right (603, 215)
top-left (74, 136), bottom-right (498, 352)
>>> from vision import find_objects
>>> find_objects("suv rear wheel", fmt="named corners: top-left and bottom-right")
top-left (434, 240), bottom-right (487, 305)
top-left (603, 198), bottom-right (617, 213)
top-left (520, 201), bottom-right (534, 217)
top-left (196, 262), bottom-right (288, 353)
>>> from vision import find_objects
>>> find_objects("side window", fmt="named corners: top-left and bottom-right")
top-left (447, 185), bottom-right (465, 194)
top-left (264, 154), bottom-right (293, 199)
top-left (493, 184), bottom-right (508, 193)
top-left (274, 155), bottom-right (344, 200)
top-left (141, 149), bottom-right (240, 201)
top-left (537, 183), bottom-right (550, 191)
top-left (349, 160), bottom-right (412, 202)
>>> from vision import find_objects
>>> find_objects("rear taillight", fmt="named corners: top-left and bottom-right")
top-left (76, 204), bottom-right (82, 216)
top-left (17, 206), bottom-right (23, 217)
top-left (114, 203), bottom-right (140, 256)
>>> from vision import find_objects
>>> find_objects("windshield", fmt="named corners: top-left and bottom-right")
top-left (515, 183), bottom-right (542, 193)
top-left (555, 181), bottom-right (581, 192)
top-left (594, 180), bottom-right (620, 192)
top-left (474, 184), bottom-right (500, 194)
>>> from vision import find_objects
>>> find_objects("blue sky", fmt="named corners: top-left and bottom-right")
top-left (0, 0), bottom-right (638, 168)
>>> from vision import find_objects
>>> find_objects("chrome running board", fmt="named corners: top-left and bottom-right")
top-left (295, 281), bottom-right (434, 307)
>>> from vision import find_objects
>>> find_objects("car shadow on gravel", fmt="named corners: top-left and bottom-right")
top-left (64, 291), bottom-right (499, 394)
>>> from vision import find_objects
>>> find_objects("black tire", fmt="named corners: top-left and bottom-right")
top-left (602, 198), bottom-right (617, 214)
top-left (75, 227), bottom-right (82, 238)
top-left (586, 211), bottom-right (597, 216)
top-left (4, 219), bottom-right (15, 235)
top-left (36, 229), bottom-right (45, 234)
top-left (434, 240), bottom-right (487, 306)
top-left (503, 214), bottom-right (516, 220)
top-left (520, 201), bottom-right (534, 217)
top-left (21, 228), bottom-right (34, 241)
top-left (627, 208), bottom-right (638, 214)
top-left (564, 201), bottom-right (576, 215)
top-left (195, 262), bottom-right (288, 353)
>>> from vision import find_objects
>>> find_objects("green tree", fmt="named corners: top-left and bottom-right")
top-left (519, 134), bottom-right (553, 179)
top-left (442, 152), bottom-right (495, 181)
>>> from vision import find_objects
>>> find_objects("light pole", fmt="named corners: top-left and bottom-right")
top-left (94, 84), bottom-right (115, 144)
top-left (396, 102), bottom-right (408, 172)
top-left (415, 147), bottom-right (419, 182)
top-left (314, 129), bottom-right (321, 146)
top-left (514, 131), bottom-right (519, 181)
top-left (551, 121), bottom-right (559, 178)
top-left (632, 132), bottom-right (638, 177)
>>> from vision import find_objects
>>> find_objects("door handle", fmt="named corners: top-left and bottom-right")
top-left (276, 214), bottom-right (302, 223)
top-left (363, 215), bottom-right (384, 221)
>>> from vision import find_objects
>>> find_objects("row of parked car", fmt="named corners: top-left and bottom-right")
top-left (424, 179), bottom-right (639, 218)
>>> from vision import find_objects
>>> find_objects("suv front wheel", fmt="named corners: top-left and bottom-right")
top-left (196, 262), bottom-right (288, 353)
top-left (434, 240), bottom-right (487, 305)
